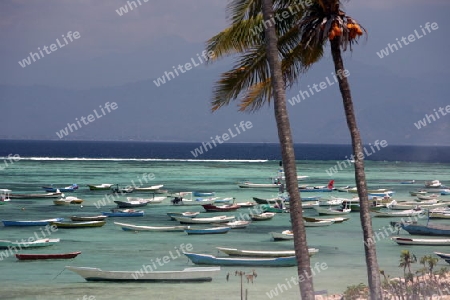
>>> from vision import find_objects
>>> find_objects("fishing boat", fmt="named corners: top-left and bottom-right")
top-left (304, 219), bottom-right (335, 227)
top-left (409, 191), bottom-right (427, 196)
top-left (0, 238), bottom-right (60, 249)
top-left (174, 215), bottom-right (235, 224)
top-left (114, 199), bottom-right (148, 208)
top-left (50, 220), bottom-right (106, 228)
top-left (170, 192), bottom-right (216, 206)
top-left (347, 187), bottom-right (388, 194)
top-left (260, 205), bottom-right (289, 213)
top-left (111, 185), bottom-right (134, 194)
top-left (400, 223), bottom-right (450, 236)
top-left (193, 191), bottom-right (215, 197)
top-left (235, 201), bottom-right (256, 208)
top-left (8, 192), bottom-right (62, 199)
top-left (216, 247), bottom-right (319, 258)
top-left (270, 230), bottom-right (294, 241)
top-left (66, 266), bottom-right (221, 282)
top-left (425, 180), bottom-right (443, 188)
top-left (42, 184), bottom-right (78, 192)
top-left (2, 218), bottom-right (64, 227)
top-left (429, 211), bottom-right (450, 219)
top-left (184, 227), bottom-right (230, 235)
top-left (212, 220), bottom-right (251, 229)
top-left (386, 200), bottom-right (446, 210)
top-left (391, 236), bottom-right (450, 246)
top-left (303, 216), bottom-right (349, 223)
top-left (300, 201), bottom-right (319, 209)
top-left (434, 252), bottom-right (450, 260)
top-left (127, 196), bottom-right (166, 204)
top-left (213, 198), bottom-right (234, 204)
top-left (114, 222), bottom-right (189, 232)
top-left (252, 197), bottom-right (285, 205)
top-left (201, 204), bottom-right (240, 212)
top-left (369, 191), bottom-right (395, 197)
top-left (372, 209), bottom-right (425, 218)
top-left (70, 215), bottom-right (108, 221)
top-left (87, 184), bottom-right (113, 191)
top-left (313, 206), bottom-right (351, 215)
top-left (16, 251), bottom-right (81, 260)
top-left (401, 180), bottom-right (416, 184)
top-left (250, 212), bottom-right (275, 221)
top-left (318, 198), bottom-right (343, 206)
top-left (166, 211), bottom-right (200, 220)
top-left (0, 189), bottom-right (11, 204)
top-left (133, 184), bottom-right (164, 192)
top-left (441, 189), bottom-right (450, 195)
top-left (102, 209), bottom-right (144, 217)
top-left (54, 196), bottom-right (84, 206)
top-left (184, 252), bottom-right (297, 267)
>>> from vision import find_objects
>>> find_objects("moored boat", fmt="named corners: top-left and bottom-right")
top-left (184, 252), bottom-right (297, 267)
top-left (102, 209), bottom-right (144, 217)
top-left (216, 247), bottom-right (319, 257)
top-left (114, 199), bottom-right (148, 208)
top-left (434, 252), bottom-right (450, 260)
top-left (304, 219), bottom-right (335, 227)
top-left (250, 212), bottom-right (275, 221)
top-left (114, 222), bottom-right (189, 232)
top-left (9, 192), bottom-right (62, 199)
top-left (174, 215), bottom-right (235, 224)
top-left (193, 191), bottom-right (215, 197)
top-left (70, 215), bottom-right (108, 222)
top-left (372, 209), bottom-right (425, 218)
top-left (212, 220), bottom-right (251, 229)
top-left (166, 211), bottom-right (200, 220)
top-left (42, 184), bottom-right (78, 192)
top-left (133, 184), bottom-right (164, 192)
top-left (65, 266), bottom-right (221, 282)
top-left (2, 218), bottom-right (64, 227)
top-left (303, 216), bottom-right (349, 223)
top-left (391, 236), bottom-right (450, 246)
top-left (400, 223), bottom-right (450, 236)
top-left (0, 238), bottom-right (60, 249)
top-left (87, 184), bottom-right (113, 191)
top-left (313, 206), bottom-right (351, 215)
top-left (16, 251), bottom-right (81, 260)
top-left (50, 220), bottom-right (106, 228)
top-left (184, 227), bottom-right (230, 235)
top-left (201, 204), bottom-right (240, 212)
top-left (270, 230), bottom-right (294, 241)
top-left (252, 197), bottom-right (285, 205)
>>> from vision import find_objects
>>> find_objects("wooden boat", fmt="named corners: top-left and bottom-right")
top-left (313, 206), bottom-right (351, 215)
top-left (184, 226), bottom-right (230, 235)
top-left (235, 201), bottom-right (256, 208)
top-left (54, 197), bottom-right (84, 206)
top-left (87, 184), bottom-right (113, 191)
top-left (202, 204), bottom-right (240, 212)
top-left (372, 209), bottom-right (424, 218)
top-left (127, 196), bottom-right (166, 204)
top-left (318, 198), bottom-right (343, 206)
top-left (50, 220), bottom-right (106, 228)
top-left (111, 184), bottom-right (134, 194)
top-left (270, 230), bottom-right (294, 241)
top-left (441, 189), bottom-right (450, 195)
top-left (212, 220), bottom-right (251, 229)
top-left (434, 252), bottom-right (450, 260)
top-left (400, 223), bottom-right (450, 236)
top-left (216, 247), bottom-right (319, 258)
top-left (70, 215), bottom-right (108, 222)
top-left (369, 191), bottom-right (394, 197)
top-left (102, 209), bottom-right (144, 217)
top-left (347, 187), bottom-right (388, 194)
top-left (252, 197), bottom-right (284, 205)
top-left (260, 205), bottom-right (289, 213)
top-left (250, 212), bottom-right (275, 221)
top-left (133, 184), bottom-right (164, 192)
top-left (304, 219), bottom-right (334, 227)
top-left (166, 211), bottom-right (200, 220)
top-left (174, 215), bottom-right (235, 224)
top-left (299, 187), bottom-right (333, 192)
top-left (391, 236), bottom-right (450, 246)
top-left (300, 201), bottom-right (319, 209)
top-left (66, 266), bottom-right (221, 282)
top-left (429, 212), bottom-right (450, 219)
top-left (16, 251), bottom-right (81, 260)
top-left (2, 218), bottom-right (64, 227)
top-left (193, 191), bottom-right (215, 197)
top-left (303, 216), bottom-right (349, 223)
top-left (114, 222), bottom-right (189, 232)
top-left (9, 192), bottom-right (62, 199)
top-left (386, 201), bottom-right (446, 210)
top-left (417, 194), bottom-right (440, 200)
top-left (171, 193), bottom-right (216, 206)
top-left (0, 238), bottom-right (60, 249)
top-left (114, 200), bottom-right (148, 208)
top-left (184, 252), bottom-right (297, 267)
top-left (409, 191), bottom-right (427, 196)
top-left (42, 184), bottom-right (78, 192)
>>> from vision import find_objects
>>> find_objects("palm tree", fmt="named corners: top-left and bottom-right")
top-left (399, 249), bottom-right (417, 282)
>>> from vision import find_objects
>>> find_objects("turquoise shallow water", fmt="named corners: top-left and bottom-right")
top-left (1, 159), bottom-right (450, 299)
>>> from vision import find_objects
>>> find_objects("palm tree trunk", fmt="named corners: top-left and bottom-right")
top-left (330, 38), bottom-right (383, 299)
top-left (261, 0), bottom-right (314, 299)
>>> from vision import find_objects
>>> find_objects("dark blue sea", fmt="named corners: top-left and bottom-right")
top-left (0, 140), bottom-right (449, 162)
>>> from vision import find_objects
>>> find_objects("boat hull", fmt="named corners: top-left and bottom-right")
top-left (51, 221), bottom-right (106, 228)
top-left (392, 237), bottom-right (450, 246)
top-left (400, 223), bottom-right (450, 236)
top-left (0, 238), bottom-right (60, 249)
top-left (184, 252), bottom-right (297, 267)
top-left (184, 227), bottom-right (230, 235)
top-left (216, 247), bottom-right (318, 258)
top-left (2, 218), bottom-right (64, 227)
top-left (114, 222), bottom-right (188, 232)
top-left (16, 251), bottom-right (81, 260)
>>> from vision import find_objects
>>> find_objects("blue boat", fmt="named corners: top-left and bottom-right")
top-left (299, 188), bottom-right (333, 192)
top-left (400, 223), bottom-right (450, 236)
top-left (441, 190), bottom-right (450, 195)
top-left (193, 191), bottom-right (215, 197)
top-left (102, 209), bottom-right (144, 217)
top-left (2, 218), bottom-right (64, 227)
top-left (183, 252), bottom-right (297, 267)
top-left (369, 191), bottom-right (394, 197)
top-left (42, 184), bottom-right (78, 192)
top-left (184, 227), bottom-right (230, 235)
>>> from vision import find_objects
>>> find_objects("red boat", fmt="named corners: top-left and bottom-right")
top-left (15, 251), bottom-right (81, 260)
top-left (202, 204), bottom-right (240, 212)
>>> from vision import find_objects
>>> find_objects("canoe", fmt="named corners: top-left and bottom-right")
top-left (2, 218), bottom-right (64, 227)
top-left (391, 236), bottom-right (450, 246)
top-left (87, 184), bottom-right (113, 191)
top-left (9, 192), bottom-right (62, 199)
top-left (133, 184), bottom-right (164, 192)
top-left (102, 209), bottom-right (144, 217)
top-left (304, 219), bottom-right (335, 227)
top-left (0, 238), bottom-right (60, 249)
top-left (400, 223), bottom-right (450, 236)
top-left (303, 216), bottom-right (349, 223)
top-left (216, 247), bottom-right (319, 258)
top-left (16, 251), bottom-right (81, 260)
top-left (270, 230), bottom-right (294, 241)
top-left (250, 212), bottom-right (276, 221)
top-left (184, 227), bottom-right (230, 235)
top-left (166, 212), bottom-right (200, 220)
top-left (202, 204), bottom-right (240, 212)
top-left (114, 200), bottom-right (148, 208)
top-left (372, 209), bottom-right (425, 218)
top-left (70, 215), bottom-right (108, 222)
top-left (193, 191), bottom-right (215, 197)
top-left (434, 252), bottom-right (450, 260)
top-left (51, 220), bottom-right (106, 228)
top-left (114, 222), bottom-right (189, 232)
top-left (313, 206), bottom-right (351, 215)
top-left (66, 266), bottom-right (221, 282)
top-left (184, 252), bottom-right (297, 267)
top-left (212, 220), bottom-right (251, 229)
top-left (174, 215), bottom-right (235, 224)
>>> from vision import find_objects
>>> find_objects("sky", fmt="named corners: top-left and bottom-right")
top-left (0, 0), bottom-right (449, 144)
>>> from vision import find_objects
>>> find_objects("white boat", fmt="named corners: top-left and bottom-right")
top-left (213, 220), bottom-right (251, 229)
top-left (313, 206), bottom-right (351, 215)
top-left (216, 247), bottom-right (319, 257)
top-left (133, 184), bottom-right (164, 192)
top-left (372, 209), bottom-right (424, 218)
top-left (301, 201), bottom-right (319, 208)
top-left (235, 201), bottom-right (256, 208)
top-left (429, 212), bottom-right (450, 219)
top-left (270, 230), bottom-right (294, 241)
top-left (54, 197), bottom-right (84, 206)
top-left (114, 222), bottom-right (189, 232)
top-left (127, 196), bottom-right (166, 204)
top-left (347, 187), bottom-right (388, 194)
top-left (250, 212), bottom-right (275, 221)
top-left (174, 215), bottom-right (235, 224)
top-left (386, 200), bottom-right (447, 210)
top-left (304, 219), bottom-right (335, 227)
top-left (409, 191), bottom-right (427, 196)
top-left (303, 216), bottom-right (349, 223)
top-left (318, 198), bottom-right (343, 206)
top-left (0, 238), bottom-right (60, 249)
top-left (416, 194), bottom-right (440, 200)
top-left (65, 266), bottom-right (221, 282)
top-left (425, 180), bottom-right (443, 188)
top-left (170, 192), bottom-right (216, 206)
top-left (0, 189), bottom-right (11, 203)
top-left (391, 236), bottom-right (450, 246)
